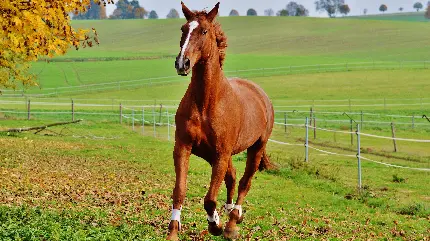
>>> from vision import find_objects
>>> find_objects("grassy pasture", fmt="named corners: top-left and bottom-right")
top-left (0, 120), bottom-right (429, 240)
top-left (9, 16), bottom-right (430, 92)
top-left (1, 16), bottom-right (430, 240)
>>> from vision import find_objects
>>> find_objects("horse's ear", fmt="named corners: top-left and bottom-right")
top-left (181, 1), bottom-right (195, 21)
top-left (206, 2), bottom-right (220, 23)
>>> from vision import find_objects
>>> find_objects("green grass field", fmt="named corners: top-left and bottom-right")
top-left (1, 16), bottom-right (430, 240)
top-left (1, 16), bottom-right (426, 93)
top-left (350, 12), bottom-right (430, 22)
top-left (0, 120), bottom-right (429, 240)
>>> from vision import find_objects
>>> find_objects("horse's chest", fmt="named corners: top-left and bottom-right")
top-left (186, 114), bottom-right (211, 143)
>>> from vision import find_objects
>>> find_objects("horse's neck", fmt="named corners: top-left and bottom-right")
top-left (190, 52), bottom-right (227, 111)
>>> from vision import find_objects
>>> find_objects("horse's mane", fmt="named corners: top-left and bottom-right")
top-left (194, 11), bottom-right (228, 69)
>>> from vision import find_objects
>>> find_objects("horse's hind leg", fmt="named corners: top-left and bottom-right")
top-left (224, 141), bottom-right (265, 239)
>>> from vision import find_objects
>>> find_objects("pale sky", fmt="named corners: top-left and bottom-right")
top-left (106, 0), bottom-right (427, 18)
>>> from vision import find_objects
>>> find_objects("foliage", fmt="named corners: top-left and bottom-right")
top-left (0, 0), bottom-right (111, 90)
top-left (74, 0), bottom-right (105, 20)
top-left (247, 8), bottom-right (258, 16)
top-left (413, 2), bottom-right (423, 11)
top-left (426, 6), bottom-right (430, 18)
top-left (148, 10), bottom-right (158, 19)
top-left (229, 9), bottom-right (239, 16)
top-left (277, 9), bottom-right (289, 16)
top-left (392, 174), bottom-right (406, 183)
top-left (397, 203), bottom-right (426, 216)
top-left (315, 0), bottom-right (345, 18)
top-left (264, 9), bottom-right (275, 16)
top-left (379, 4), bottom-right (388, 13)
top-left (166, 9), bottom-right (180, 19)
top-left (339, 4), bottom-right (350, 16)
top-left (109, 0), bottom-right (147, 19)
top-left (282, 2), bottom-right (309, 16)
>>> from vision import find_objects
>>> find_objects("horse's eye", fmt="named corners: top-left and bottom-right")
top-left (203, 30), bottom-right (208, 35)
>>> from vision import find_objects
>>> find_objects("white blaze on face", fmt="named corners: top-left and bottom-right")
top-left (179, 21), bottom-right (199, 68)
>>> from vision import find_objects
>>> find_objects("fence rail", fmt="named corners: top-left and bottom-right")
top-left (2, 99), bottom-right (430, 132)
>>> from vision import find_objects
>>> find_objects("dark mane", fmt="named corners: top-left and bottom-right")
top-left (194, 10), bottom-right (228, 69)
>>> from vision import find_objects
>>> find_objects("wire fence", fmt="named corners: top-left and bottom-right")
top-left (1, 60), bottom-right (430, 97)
top-left (269, 118), bottom-right (430, 189)
top-left (2, 101), bottom-right (429, 190)
top-left (1, 99), bottom-right (430, 133)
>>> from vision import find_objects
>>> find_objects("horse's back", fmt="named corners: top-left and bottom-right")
top-left (228, 77), bottom-right (274, 152)
top-left (228, 77), bottom-right (273, 119)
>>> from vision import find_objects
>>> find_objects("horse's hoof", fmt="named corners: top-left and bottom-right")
top-left (166, 232), bottom-right (179, 241)
top-left (223, 226), bottom-right (240, 240)
top-left (167, 221), bottom-right (180, 241)
top-left (208, 222), bottom-right (223, 236)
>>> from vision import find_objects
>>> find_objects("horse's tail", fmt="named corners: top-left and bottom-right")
top-left (259, 150), bottom-right (274, 171)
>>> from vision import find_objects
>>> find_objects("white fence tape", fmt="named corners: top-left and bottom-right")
top-left (268, 139), bottom-right (304, 147)
top-left (359, 132), bottom-right (430, 143)
top-left (306, 125), bottom-right (355, 134)
top-left (360, 156), bottom-right (430, 172)
top-left (307, 145), bottom-right (357, 158)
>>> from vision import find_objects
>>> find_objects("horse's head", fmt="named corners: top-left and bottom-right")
top-left (175, 2), bottom-right (220, 76)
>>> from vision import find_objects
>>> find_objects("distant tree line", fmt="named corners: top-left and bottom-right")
top-left (73, 0), bottom-right (107, 20)
top-left (109, 0), bottom-right (147, 19)
top-left (315, 0), bottom-right (350, 17)
top-left (74, 0), bottom-right (430, 20)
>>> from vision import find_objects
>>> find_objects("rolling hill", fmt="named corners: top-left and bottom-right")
top-left (24, 16), bottom-right (430, 90)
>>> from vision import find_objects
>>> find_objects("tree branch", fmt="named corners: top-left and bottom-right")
top-left (1, 119), bottom-right (82, 133)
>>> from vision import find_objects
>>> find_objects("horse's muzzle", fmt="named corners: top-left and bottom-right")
top-left (175, 57), bottom-right (191, 76)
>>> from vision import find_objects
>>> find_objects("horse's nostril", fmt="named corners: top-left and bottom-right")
top-left (184, 58), bottom-right (190, 69)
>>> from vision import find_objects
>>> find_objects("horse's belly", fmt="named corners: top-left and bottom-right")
top-left (232, 120), bottom-right (265, 154)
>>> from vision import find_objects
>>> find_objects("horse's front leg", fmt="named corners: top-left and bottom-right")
top-left (205, 154), bottom-right (229, 236)
top-left (166, 142), bottom-right (192, 241)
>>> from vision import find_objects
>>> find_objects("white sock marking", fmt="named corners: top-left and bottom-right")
top-left (171, 206), bottom-right (182, 230)
top-left (207, 209), bottom-right (220, 225)
top-left (179, 21), bottom-right (199, 68)
top-left (225, 203), bottom-right (235, 214)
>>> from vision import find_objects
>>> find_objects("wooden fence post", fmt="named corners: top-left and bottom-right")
top-left (71, 99), bottom-right (75, 121)
top-left (132, 108), bottom-right (135, 131)
top-left (27, 99), bottom-right (31, 120)
top-left (153, 105), bottom-right (156, 137)
top-left (142, 107), bottom-right (145, 135)
top-left (305, 117), bottom-right (309, 162)
top-left (313, 116), bottom-right (317, 139)
top-left (391, 122), bottom-right (397, 152)
top-left (284, 112), bottom-right (287, 134)
top-left (158, 104), bottom-right (163, 124)
top-left (350, 119), bottom-right (353, 146)
top-left (119, 103), bottom-right (122, 124)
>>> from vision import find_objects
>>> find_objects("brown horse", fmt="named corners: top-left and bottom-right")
top-left (167, 2), bottom-right (274, 240)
